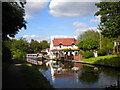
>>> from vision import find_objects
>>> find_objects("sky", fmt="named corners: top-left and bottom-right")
top-left (15, 0), bottom-right (101, 42)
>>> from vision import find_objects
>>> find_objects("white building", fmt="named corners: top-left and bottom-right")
top-left (49, 36), bottom-right (79, 59)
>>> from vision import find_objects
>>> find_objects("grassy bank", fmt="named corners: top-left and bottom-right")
top-left (11, 58), bottom-right (54, 88)
top-left (82, 55), bottom-right (120, 67)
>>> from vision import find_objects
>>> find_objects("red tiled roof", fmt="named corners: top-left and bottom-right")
top-left (52, 38), bottom-right (78, 46)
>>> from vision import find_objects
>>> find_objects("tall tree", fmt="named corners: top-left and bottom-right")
top-left (2, 1), bottom-right (26, 61)
top-left (94, 1), bottom-right (120, 52)
top-left (2, 1), bottom-right (26, 40)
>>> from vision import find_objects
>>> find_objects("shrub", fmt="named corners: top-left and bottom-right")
top-left (83, 51), bottom-right (94, 58)
top-left (54, 57), bottom-right (59, 59)
top-left (78, 51), bottom-right (84, 55)
top-left (97, 49), bottom-right (107, 56)
top-left (60, 57), bottom-right (64, 60)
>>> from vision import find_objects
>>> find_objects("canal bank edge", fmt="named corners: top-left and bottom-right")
top-left (67, 55), bottom-right (120, 68)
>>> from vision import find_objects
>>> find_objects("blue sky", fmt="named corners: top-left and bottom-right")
top-left (15, 0), bottom-right (100, 42)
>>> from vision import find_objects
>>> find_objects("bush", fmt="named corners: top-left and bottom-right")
top-left (83, 51), bottom-right (94, 58)
top-left (97, 49), bottom-right (106, 56)
top-left (2, 45), bottom-right (12, 62)
top-left (78, 51), bottom-right (84, 55)
top-left (60, 57), bottom-right (64, 60)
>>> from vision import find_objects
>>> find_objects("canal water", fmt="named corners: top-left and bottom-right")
top-left (37, 60), bottom-right (120, 88)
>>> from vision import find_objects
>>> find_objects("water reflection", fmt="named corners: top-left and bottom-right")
top-left (78, 65), bottom-right (99, 84)
top-left (38, 60), bottom-right (120, 88)
top-left (45, 60), bottom-right (83, 83)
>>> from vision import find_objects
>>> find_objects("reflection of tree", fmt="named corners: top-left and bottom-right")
top-left (99, 67), bottom-right (120, 76)
top-left (78, 65), bottom-right (99, 83)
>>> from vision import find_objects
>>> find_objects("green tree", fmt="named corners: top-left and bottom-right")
top-left (95, 1), bottom-right (120, 52)
top-left (29, 39), bottom-right (41, 53)
top-left (2, 1), bottom-right (26, 62)
top-left (77, 38), bottom-right (99, 51)
top-left (2, 2), bottom-right (26, 40)
top-left (95, 2), bottom-right (120, 38)
top-left (78, 30), bottom-right (100, 41)
top-left (101, 36), bottom-right (114, 54)
top-left (11, 38), bottom-right (29, 58)
top-left (2, 39), bottom-right (12, 62)
top-left (39, 40), bottom-right (50, 50)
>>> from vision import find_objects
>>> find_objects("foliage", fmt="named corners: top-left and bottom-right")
top-left (77, 38), bottom-right (99, 51)
top-left (11, 38), bottom-right (29, 58)
top-left (97, 49), bottom-right (107, 56)
top-left (2, 1), bottom-right (26, 62)
top-left (82, 55), bottom-right (120, 66)
top-left (94, 2), bottom-right (120, 38)
top-left (78, 30), bottom-right (100, 41)
top-left (39, 40), bottom-right (50, 50)
top-left (2, 39), bottom-right (13, 62)
top-left (2, 42), bottom-right (12, 62)
top-left (54, 57), bottom-right (59, 59)
top-left (101, 36), bottom-right (114, 53)
top-left (12, 49), bottom-right (25, 58)
top-left (82, 51), bottom-right (94, 58)
top-left (60, 57), bottom-right (64, 60)
top-left (78, 51), bottom-right (84, 55)
top-left (2, 2), bottom-right (26, 39)
top-left (62, 48), bottom-right (72, 51)
top-left (29, 39), bottom-right (41, 53)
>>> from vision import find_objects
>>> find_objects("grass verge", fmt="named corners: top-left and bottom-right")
top-left (82, 55), bottom-right (120, 67)
top-left (14, 58), bottom-right (55, 89)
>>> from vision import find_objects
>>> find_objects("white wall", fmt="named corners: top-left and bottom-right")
top-left (49, 36), bottom-right (79, 59)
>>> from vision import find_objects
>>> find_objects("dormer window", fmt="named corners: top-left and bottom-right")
top-left (72, 42), bottom-right (75, 47)
top-left (59, 42), bottom-right (62, 48)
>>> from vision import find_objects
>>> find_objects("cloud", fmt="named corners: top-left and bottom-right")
top-left (22, 35), bottom-right (51, 42)
top-left (74, 27), bottom-right (98, 36)
top-left (73, 22), bottom-right (87, 28)
top-left (25, 0), bottom-right (48, 19)
top-left (22, 35), bottom-right (41, 42)
top-left (90, 16), bottom-right (100, 23)
top-left (49, 0), bottom-right (98, 17)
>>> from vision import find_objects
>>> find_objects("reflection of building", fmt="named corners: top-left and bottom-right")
top-left (50, 36), bottom-right (81, 59)
top-left (47, 60), bottom-right (83, 82)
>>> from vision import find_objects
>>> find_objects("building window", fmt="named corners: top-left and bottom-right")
top-left (72, 43), bottom-right (75, 47)
top-left (59, 43), bottom-right (62, 48)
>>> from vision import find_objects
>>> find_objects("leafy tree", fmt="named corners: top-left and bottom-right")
top-left (11, 38), bottom-right (29, 58)
top-left (77, 38), bottom-right (99, 51)
top-left (39, 40), bottom-right (50, 50)
top-left (2, 1), bottom-right (26, 62)
top-left (2, 2), bottom-right (26, 40)
top-left (78, 30), bottom-right (100, 41)
top-left (95, 1), bottom-right (120, 38)
top-left (29, 39), bottom-right (41, 53)
top-left (95, 1), bottom-right (120, 52)
top-left (101, 36), bottom-right (114, 53)
top-left (2, 39), bottom-right (12, 62)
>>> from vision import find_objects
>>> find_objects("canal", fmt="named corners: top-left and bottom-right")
top-left (27, 58), bottom-right (120, 88)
